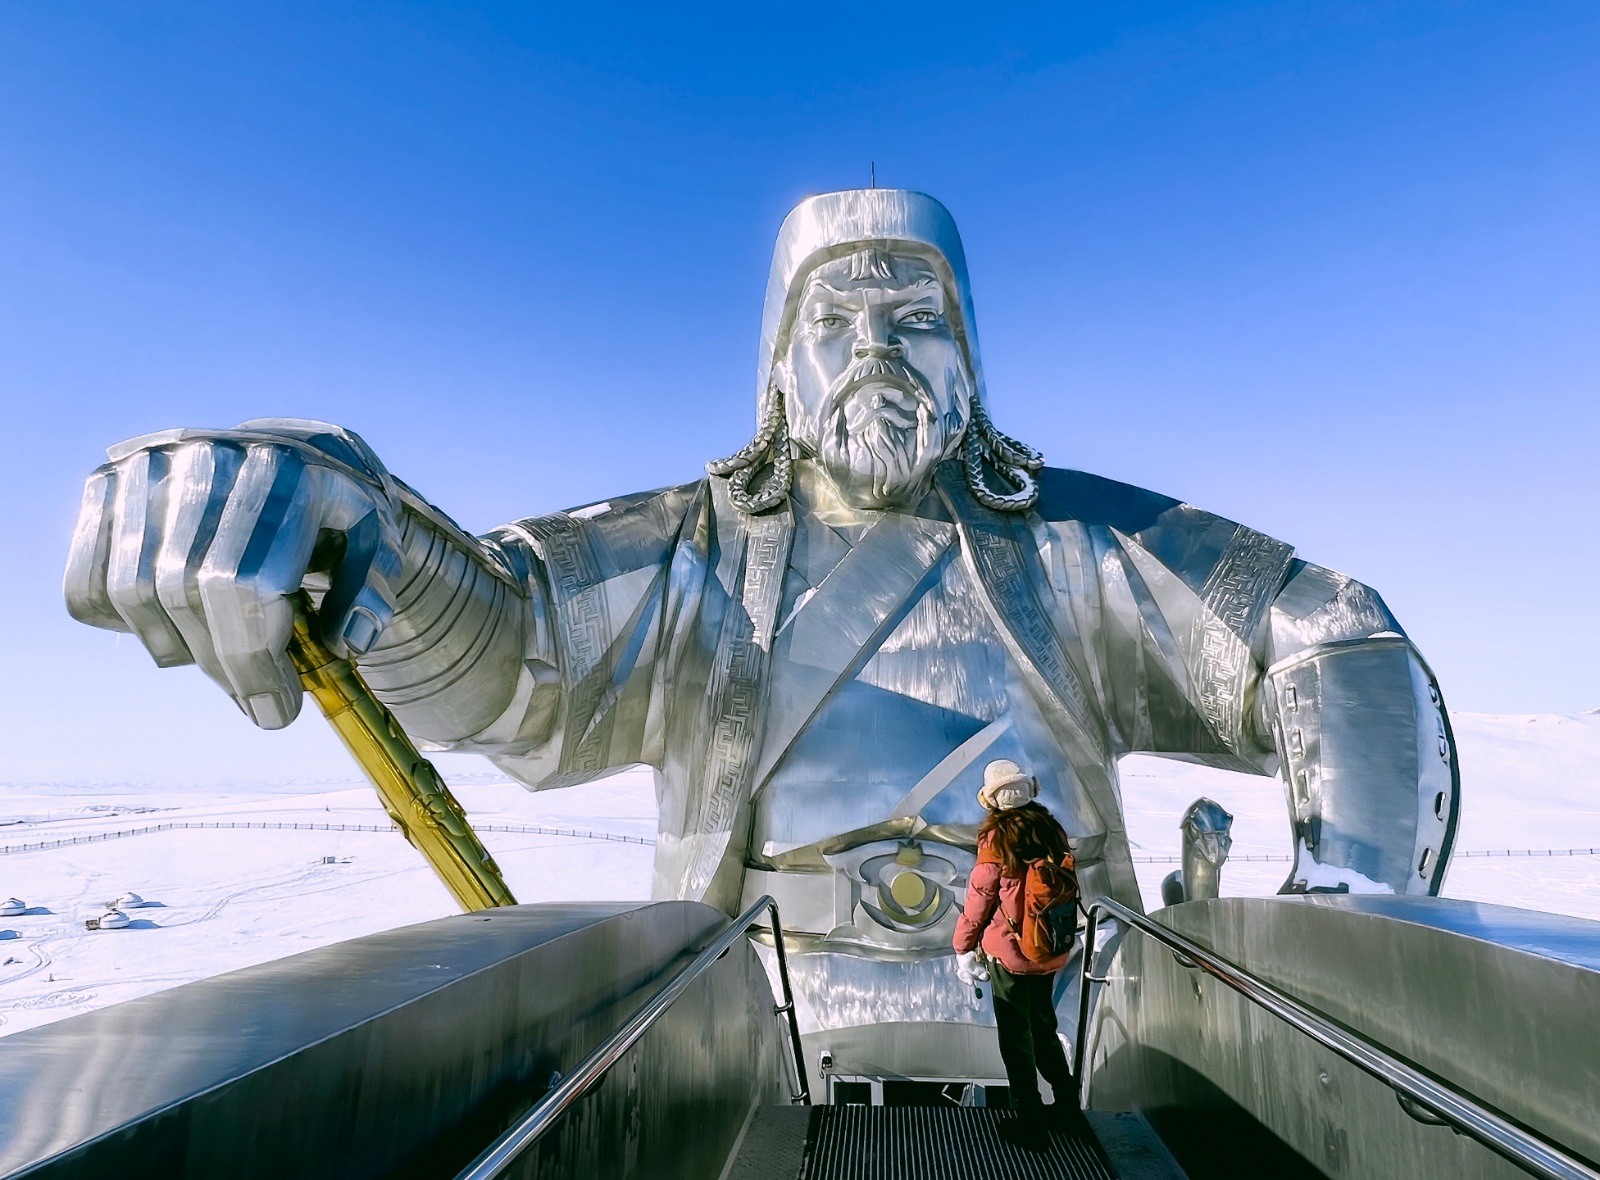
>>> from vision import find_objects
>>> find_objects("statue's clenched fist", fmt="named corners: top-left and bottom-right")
top-left (64, 419), bottom-right (405, 730)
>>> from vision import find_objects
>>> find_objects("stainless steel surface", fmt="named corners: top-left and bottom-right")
top-left (457, 895), bottom-right (810, 1180)
top-left (65, 188), bottom-right (1459, 1057)
top-left (0, 901), bottom-right (789, 1180)
top-left (1262, 634), bottom-right (1460, 895)
top-left (1180, 797), bottom-right (1234, 902)
top-left (801, 1021), bottom-right (1008, 1086)
top-left (1076, 896), bottom-right (1600, 1180)
top-left (764, 943), bottom-right (997, 1033)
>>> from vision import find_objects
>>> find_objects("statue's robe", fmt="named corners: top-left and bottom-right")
top-left (479, 461), bottom-right (1412, 931)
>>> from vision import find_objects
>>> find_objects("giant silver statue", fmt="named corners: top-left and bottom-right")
top-left (63, 188), bottom-right (1460, 1068)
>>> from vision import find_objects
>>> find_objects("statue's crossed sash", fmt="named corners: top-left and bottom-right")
top-left (934, 465), bottom-right (1142, 910)
top-left (752, 509), bottom-right (958, 796)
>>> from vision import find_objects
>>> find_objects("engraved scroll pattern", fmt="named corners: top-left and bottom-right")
top-left (955, 508), bottom-right (1108, 768)
top-left (681, 511), bottom-right (791, 898)
top-left (514, 512), bottom-right (614, 775)
top-left (1187, 526), bottom-right (1295, 753)
top-left (940, 475), bottom-right (1146, 908)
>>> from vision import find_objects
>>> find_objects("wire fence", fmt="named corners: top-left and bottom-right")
top-left (0, 820), bottom-right (656, 855)
top-left (1455, 848), bottom-right (1600, 858)
top-left (1132, 848), bottom-right (1600, 864)
top-left (1, 822), bottom-right (1593, 862)
top-left (1134, 854), bottom-right (1292, 863)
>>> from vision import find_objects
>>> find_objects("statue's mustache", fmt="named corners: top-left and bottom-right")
top-left (823, 357), bottom-right (936, 430)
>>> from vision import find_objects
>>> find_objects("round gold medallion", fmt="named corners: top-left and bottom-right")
top-left (888, 870), bottom-right (929, 910)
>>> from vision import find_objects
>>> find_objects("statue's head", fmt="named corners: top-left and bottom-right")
top-left (710, 189), bottom-right (1042, 513)
top-left (1181, 797), bottom-right (1235, 869)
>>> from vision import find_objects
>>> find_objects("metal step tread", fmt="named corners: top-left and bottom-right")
top-left (799, 1105), bottom-right (1119, 1180)
top-left (725, 1105), bottom-right (815, 1180)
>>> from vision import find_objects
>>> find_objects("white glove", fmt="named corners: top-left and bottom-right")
top-left (955, 951), bottom-right (990, 987)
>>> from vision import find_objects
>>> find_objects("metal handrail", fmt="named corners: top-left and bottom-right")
top-left (455, 895), bottom-right (810, 1180)
top-left (1072, 897), bottom-right (1600, 1180)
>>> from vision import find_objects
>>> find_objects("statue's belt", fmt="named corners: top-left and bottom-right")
top-left (743, 819), bottom-right (1101, 941)
top-left (746, 817), bottom-right (978, 873)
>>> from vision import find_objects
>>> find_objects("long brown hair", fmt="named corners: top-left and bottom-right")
top-left (979, 802), bottom-right (1071, 877)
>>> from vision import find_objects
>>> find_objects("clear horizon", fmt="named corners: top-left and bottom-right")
top-left (2, 3), bottom-right (1596, 786)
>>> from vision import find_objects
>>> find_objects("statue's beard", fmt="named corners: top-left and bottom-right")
top-left (815, 358), bottom-right (950, 508)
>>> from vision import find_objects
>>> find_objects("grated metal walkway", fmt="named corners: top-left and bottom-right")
top-left (799, 1106), bottom-right (1118, 1180)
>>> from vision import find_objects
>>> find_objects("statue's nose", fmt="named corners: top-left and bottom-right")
top-left (853, 339), bottom-right (903, 360)
top-left (853, 305), bottom-right (903, 360)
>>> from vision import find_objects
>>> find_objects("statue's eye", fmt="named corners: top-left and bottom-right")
top-left (900, 308), bottom-right (940, 325)
top-left (814, 314), bottom-right (849, 330)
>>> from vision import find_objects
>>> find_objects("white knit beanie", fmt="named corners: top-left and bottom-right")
top-left (978, 759), bottom-right (1037, 811)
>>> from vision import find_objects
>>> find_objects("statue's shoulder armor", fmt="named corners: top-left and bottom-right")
top-left (1033, 466), bottom-right (1182, 532)
top-left (1035, 467), bottom-right (1295, 603)
top-left (520, 480), bottom-right (705, 582)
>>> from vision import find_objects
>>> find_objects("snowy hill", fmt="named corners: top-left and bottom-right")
top-left (1, 712), bottom-right (1596, 1037)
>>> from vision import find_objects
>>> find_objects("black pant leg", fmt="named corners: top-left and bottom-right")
top-left (1025, 972), bottom-right (1077, 1103)
top-left (990, 963), bottom-right (1043, 1110)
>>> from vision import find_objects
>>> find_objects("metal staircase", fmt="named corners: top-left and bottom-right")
top-left (5, 893), bottom-right (1600, 1179)
top-left (725, 1102), bottom-right (1184, 1180)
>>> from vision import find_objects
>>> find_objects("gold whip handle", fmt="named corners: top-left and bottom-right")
top-left (285, 591), bottom-right (517, 912)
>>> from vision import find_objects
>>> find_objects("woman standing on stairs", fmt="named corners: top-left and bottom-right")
top-left (953, 759), bottom-right (1084, 1154)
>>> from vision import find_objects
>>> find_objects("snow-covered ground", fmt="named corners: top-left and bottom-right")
top-left (2, 712), bottom-right (1596, 1037)
top-left (0, 775), bottom-right (658, 1037)
top-left (1122, 711), bottom-right (1600, 914)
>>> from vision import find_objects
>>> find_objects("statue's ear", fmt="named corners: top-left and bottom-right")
top-left (771, 354), bottom-right (794, 396)
top-left (770, 360), bottom-right (803, 444)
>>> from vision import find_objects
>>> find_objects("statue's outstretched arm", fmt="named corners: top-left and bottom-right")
top-left (1255, 561), bottom-right (1459, 896)
top-left (348, 482), bottom-right (537, 748)
top-left (64, 419), bottom-right (530, 744)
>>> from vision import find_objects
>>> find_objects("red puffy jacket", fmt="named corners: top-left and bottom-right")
top-left (952, 831), bottom-right (1070, 975)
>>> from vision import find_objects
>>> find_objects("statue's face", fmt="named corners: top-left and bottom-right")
top-left (1193, 828), bottom-right (1233, 867)
top-left (778, 250), bottom-right (973, 509)
top-left (1183, 802), bottom-right (1234, 868)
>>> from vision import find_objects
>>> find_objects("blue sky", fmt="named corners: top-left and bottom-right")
top-left (1, 3), bottom-right (1595, 785)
